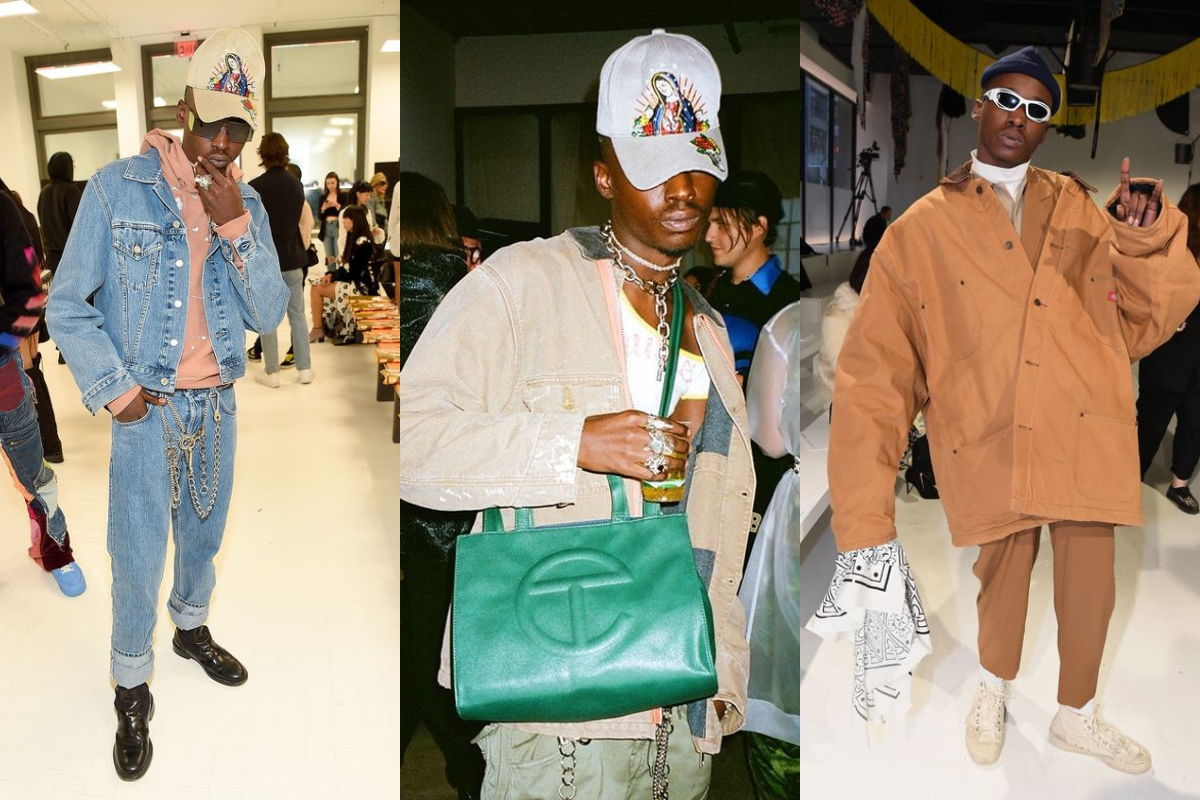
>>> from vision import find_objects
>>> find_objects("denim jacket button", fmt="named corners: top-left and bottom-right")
top-left (172, 220), bottom-right (180, 228)
top-left (174, 300), bottom-right (182, 308)
top-left (170, 339), bottom-right (178, 347)
top-left (160, 378), bottom-right (169, 386)
top-left (133, 245), bottom-right (142, 254)
top-left (175, 259), bottom-right (184, 267)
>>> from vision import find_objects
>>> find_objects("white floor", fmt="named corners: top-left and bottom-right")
top-left (0, 333), bottom-right (399, 799)
top-left (800, 463), bottom-right (1200, 798)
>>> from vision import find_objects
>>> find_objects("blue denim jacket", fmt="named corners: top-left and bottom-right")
top-left (47, 148), bottom-right (289, 414)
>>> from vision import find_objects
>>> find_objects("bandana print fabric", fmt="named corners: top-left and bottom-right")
top-left (806, 541), bottom-right (932, 723)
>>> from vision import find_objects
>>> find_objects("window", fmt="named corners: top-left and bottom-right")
top-left (264, 28), bottom-right (368, 184)
top-left (26, 48), bottom-right (118, 183)
top-left (800, 72), bottom-right (856, 250)
top-left (142, 42), bottom-right (202, 133)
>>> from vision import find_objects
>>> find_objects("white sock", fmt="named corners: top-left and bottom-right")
top-left (1064, 698), bottom-right (1096, 717)
top-left (980, 667), bottom-right (1007, 689)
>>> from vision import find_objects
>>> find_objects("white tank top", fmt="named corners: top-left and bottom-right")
top-left (619, 290), bottom-right (710, 414)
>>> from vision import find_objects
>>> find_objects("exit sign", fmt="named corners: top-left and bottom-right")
top-left (175, 38), bottom-right (198, 59)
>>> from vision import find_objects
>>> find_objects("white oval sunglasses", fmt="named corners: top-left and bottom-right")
top-left (981, 87), bottom-right (1053, 123)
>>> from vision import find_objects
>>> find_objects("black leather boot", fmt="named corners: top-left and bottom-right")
top-left (172, 625), bottom-right (248, 686)
top-left (113, 683), bottom-right (153, 781)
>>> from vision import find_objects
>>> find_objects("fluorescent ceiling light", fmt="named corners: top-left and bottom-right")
top-left (321, 128), bottom-right (343, 137)
top-left (36, 61), bottom-right (120, 80)
top-left (0, 1), bottom-right (38, 18)
top-left (381, 39), bottom-right (399, 53)
top-left (153, 96), bottom-right (166, 107)
top-left (101, 99), bottom-right (117, 109)
top-left (329, 117), bottom-right (355, 126)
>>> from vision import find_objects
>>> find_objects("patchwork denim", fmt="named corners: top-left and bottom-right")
top-left (108, 385), bottom-right (237, 688)
top-left (0, 352), bottom-right (67, 548)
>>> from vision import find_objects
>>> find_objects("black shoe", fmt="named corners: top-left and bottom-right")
top-left (246, 339), bottom-right (262, 362)
top-left (1166, 485), bottom-right (1200, 515)
top-left (280, 347), bottom-right (295, 369)
top-left (113, 683), bottom-right (154, 781)
top-left (172, 625), bottom-right (249, 686)
top-left (904, 466), bottom-right (939, 500)
top-left (43, 450), bottom-right (64, 464)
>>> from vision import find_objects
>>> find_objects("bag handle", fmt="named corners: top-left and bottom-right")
top-left (481, 282), bottom-right (686, 532)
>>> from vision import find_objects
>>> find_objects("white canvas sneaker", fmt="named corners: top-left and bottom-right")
top-left (966, 680), bottom-right (1006, 765)
top-left (1049, 706), bottom-right (1151, 774)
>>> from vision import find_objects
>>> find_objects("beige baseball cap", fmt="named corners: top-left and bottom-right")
top-left (597, 29), bottom-right (727, 190)
top-left (185, 28), bottom-right (264, 130)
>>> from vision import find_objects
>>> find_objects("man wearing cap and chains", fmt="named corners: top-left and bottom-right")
top-left (399, 29), bottom-right (752, 799)
top-left (48, 27), bottom-right (287, 781)
top-left (827, 45), bottom-right (1199, 773)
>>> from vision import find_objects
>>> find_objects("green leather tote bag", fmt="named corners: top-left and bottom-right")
top-left (452, 282), bottom-right (717, 723)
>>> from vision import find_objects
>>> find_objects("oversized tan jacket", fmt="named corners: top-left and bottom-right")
top-left (398, 227), bottom-right (754, 754)
top-left (829, 162), bottom-right (1200, 552)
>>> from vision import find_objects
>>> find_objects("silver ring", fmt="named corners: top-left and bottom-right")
top-left (643, 453), bottom-right (668, 475)
top-left (644, 415), bottom-right (672, 432)
top-left (647, 430), bottom-right (669, 456)
top-left (195, 174), bottom-right (213, 190)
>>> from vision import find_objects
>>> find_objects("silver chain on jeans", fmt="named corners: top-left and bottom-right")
top-left (160, 388), bottom-right (222, 520)
top-left (558, 737), bottom-right (578, 800)
top-left (652, 709), bottom-right (673, 800)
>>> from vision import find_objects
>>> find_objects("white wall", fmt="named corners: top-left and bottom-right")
top-left (368, 14), bottom-right (400, 176)
top-left (0, 49), bottom-right (41, 206)
top-left (456, 22), bottom-right (801, 108)
top-left (399, 5), bottom-right (456, 192)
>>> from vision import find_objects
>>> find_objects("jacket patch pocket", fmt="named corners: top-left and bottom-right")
top-left (112, 224), bottom-right (163, 292)
top-left (919, 278), bottom-right (982, 361)
top-left (1075, 412), bottom-right (1138, 502)
top-left (523, 375), bottom-right (621, 415)
top-left (1075, 276), bottom-right (1123, 350)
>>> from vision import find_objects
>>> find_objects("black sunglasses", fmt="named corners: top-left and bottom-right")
top-left (186, 108), bottom-right (254, 143)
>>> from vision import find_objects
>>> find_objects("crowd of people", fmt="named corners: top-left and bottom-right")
top-left (396, 30), bottom-right (1200, 800)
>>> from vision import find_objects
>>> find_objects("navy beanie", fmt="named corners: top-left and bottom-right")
top-left (980, 46), bottom-right (1061, 115)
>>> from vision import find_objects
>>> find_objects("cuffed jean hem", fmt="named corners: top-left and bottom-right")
top-left (112, 647), bottom-right (153, 689)
top-left (168, 590), bottom-right (208, 631)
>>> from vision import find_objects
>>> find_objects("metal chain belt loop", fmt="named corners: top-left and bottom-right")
top-left (558, 737), bottom-right (578, 800)
top-left (651, 708), bottom-right (673, 800)
top-left (160, 388), bottom-right (222, 520)
top-left (602, 221), bottom-right (678, 380)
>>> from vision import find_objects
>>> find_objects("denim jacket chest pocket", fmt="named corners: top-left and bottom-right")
top-left (112, 223), bottom-right (164, 362)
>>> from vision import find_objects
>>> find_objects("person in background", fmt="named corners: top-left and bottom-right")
top-left (816, 252), bottom-right (871, 402)
top-left (318, 171), bottom-right (342, 266)
top-left (1, 179), bottom-right (63, 462)
top-left (703, 170), bottom-right (811, 551)
top-left (0, 178), bottom-right (85, 597)
top-left (338, 181), bottom-right (384, 253)
top-left (1135, 183), bottom-right (1200, 513)
top-left (368, 172), bottom-right (390, 230)
top-left (861, 205), bottom-right (892, 250)
top-left (37, 152), bottom-right (82, 277)
top-left (248, 132), bottom-right (313, 387)
top-left (310, 205), bottom-right (377, 345)
top-left (395, 170), bottom-right (481, 800)
top-left (47, 28), bottom-right (288, 781)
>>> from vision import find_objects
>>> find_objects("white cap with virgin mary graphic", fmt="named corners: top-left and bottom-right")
top-left (597, 29), bottom-right (726, 190)
top-left (185, 28), bottom-right (264, 130)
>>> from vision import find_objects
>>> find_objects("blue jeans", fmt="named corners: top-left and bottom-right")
top-left (322, 223), bottom-right (339, 260)
top-left (261, 268), bottom-right (311, 373)
top-left (0, 353), bottom-right (68, 550)
top-left (108, 385), bottom-right (238, 688)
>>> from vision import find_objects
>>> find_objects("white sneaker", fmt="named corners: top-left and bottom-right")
top-left (254, 370), bottom-right (280, 389)
top-left (966, 680), bottom-right (1006, 765)
top-left (1049, 706), bottom-right (1151, 774)
top-left (298, 369), bottom-right (314, 384)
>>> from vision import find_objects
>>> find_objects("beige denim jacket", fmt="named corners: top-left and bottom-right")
top-left (398, 227), bottom-right (754, 754)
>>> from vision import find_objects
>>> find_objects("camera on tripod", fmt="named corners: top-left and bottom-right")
top-left (857, 141), bottom-right (881, 168)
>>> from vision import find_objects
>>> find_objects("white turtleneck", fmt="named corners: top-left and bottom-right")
top-left (970, 149), bottom-right (1029, 201)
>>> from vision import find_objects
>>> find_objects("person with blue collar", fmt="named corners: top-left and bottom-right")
top-left (703, 170), bottom-right (810, 380)
top-left (47, 28), bottom-right (288, 782)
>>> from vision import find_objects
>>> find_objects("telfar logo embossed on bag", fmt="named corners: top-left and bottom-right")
top-left (515, 549), bottom-right (635, 654)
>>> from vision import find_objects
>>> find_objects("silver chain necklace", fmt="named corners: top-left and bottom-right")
top-left (603, 222), bottom-right (681, 273)
top-left (602, 221), bottom-right (678, 380)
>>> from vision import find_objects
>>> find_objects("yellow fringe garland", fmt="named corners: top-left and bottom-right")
top-left (867, 0), bottom-right (1200, 126)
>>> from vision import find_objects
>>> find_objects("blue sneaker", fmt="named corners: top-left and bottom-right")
top-left (51, 562), bottom-right (86, 597)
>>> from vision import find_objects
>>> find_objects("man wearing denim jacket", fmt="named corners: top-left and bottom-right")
top-left (47, 28), bottom-right (287, 781)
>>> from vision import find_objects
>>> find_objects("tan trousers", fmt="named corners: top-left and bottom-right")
top-left (972, 522), bottom-right (1115, 707)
